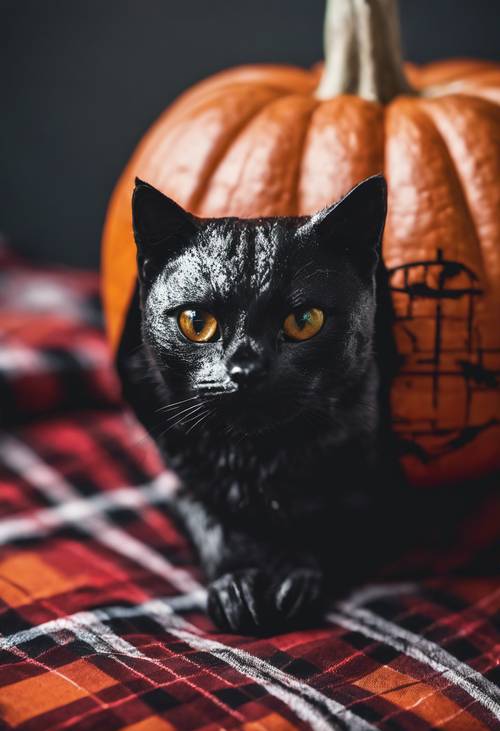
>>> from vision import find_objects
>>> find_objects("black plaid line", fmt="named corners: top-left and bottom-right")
top-left (367, 643), bottom-right (400, 665)
top-left (485, 665), bottom-right (500, 687)
top-left (188, 650), bottom-right (227, 669)
top-left (0, 375), bottom-right (17, 427)
top-left (446, 637), bottom-right (488, 662)
top-left (348, 701), bottom-right (387, 725)
top-left (342, 631), bottom-right (374, 650)
top-left (400, 612), bottom-right (435, 634)
top-left (108, 615), bottom-right (167, 638)
top-left (106, 507), bottom-right (140, 526)
top-left (268, 650), bottom-right (291, 668)
top-left (366, 598), bottom-right (406, 620)
top-left (214, 686), bottom-right (253, 708)
top-left (0, 608), bottom-right (33, 635)
top-left (18, 634), bottom-right (59, 657)
top-left (141, 688), bottom-right (180, 713)
top-left (284, 657), bottom-right (319, 679)
top-left (213, 684), bottom-right (266, 706)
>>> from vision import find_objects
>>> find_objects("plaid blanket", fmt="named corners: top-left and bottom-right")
top-left (0, 251), bottom-right (499, 730)
top-left (0, 246), bottom-right (120, 424)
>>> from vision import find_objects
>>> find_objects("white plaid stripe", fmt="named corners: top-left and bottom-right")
top-left (328, 598), bottom-right (500, 720)
top-left (0, 597), bottom-right (373, 731)
top-left (1, 435), bottom-right (498, 727)
top-left (0, 436), bottom-right (199, 594)
top-left (0, 345), bottom-right (45, 375)
top-left (0, 473), bottom-right (178, 544)
top-left (0, 606), bottom-right (251, 727)
top-left (0, 435), bottom-right (378, 731)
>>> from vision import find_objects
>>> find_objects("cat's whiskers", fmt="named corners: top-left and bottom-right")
top-left (185, 408), bottom-right (216, 435)
top-left (156, 395), bottom-right (200, 413)
top-left (163, 402), bottom-right (206, 425)
top-left (178, 407), bottom-right (209, 427)
top-left (155, 401), bottom-right (212, 439)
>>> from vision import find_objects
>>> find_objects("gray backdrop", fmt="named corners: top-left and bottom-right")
top-left (2, 0), bottom-right (499, 269)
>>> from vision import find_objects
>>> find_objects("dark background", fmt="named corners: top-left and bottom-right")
top-left (2, 0), bottom-right (499, 270)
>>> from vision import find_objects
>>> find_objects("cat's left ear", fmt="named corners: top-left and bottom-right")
top-left (132, 178), bottom-right (198, 278)
top-left (309, 175), bottom-right (387, 276)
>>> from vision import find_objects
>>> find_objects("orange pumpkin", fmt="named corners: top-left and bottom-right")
top-left (102, 0), bottom-right (500, 487)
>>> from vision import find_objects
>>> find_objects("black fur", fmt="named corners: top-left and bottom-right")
top-left (119, 175), bottom-right (404, 633)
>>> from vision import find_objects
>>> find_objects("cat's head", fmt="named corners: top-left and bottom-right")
top-left (132, 175), bottom-right (387, 436)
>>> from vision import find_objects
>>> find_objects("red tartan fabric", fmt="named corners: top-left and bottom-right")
top-left (0, 246), bottom-right (120, 423)
top-left (0, 253), bottom-right (499, 730)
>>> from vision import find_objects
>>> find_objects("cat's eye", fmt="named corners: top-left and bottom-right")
top-left (178, 309), bottom-right (219, 343)
top-left (283, 308), bottom-right (324, 341)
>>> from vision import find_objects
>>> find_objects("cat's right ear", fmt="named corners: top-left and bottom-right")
top-left (132, 179), bottom-right (197, 279)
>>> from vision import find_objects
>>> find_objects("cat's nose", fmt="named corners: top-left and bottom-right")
top-left (229, 359), bottom-right (266, 389)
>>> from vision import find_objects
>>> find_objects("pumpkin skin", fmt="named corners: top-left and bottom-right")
top-left (102, 56), bottom-right (500, 488)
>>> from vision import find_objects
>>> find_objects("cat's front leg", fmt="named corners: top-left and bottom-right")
top-left (172, 491), bottom-right (325, 633)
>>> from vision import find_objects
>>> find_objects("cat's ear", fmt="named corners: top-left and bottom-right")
top-left (132, 178), bottom-right (197, 278)
top-left (309, 175), bottom-right (387, 276)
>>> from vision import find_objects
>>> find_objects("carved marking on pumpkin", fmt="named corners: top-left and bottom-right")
top-left (389, 249), bottom-right (500, 463)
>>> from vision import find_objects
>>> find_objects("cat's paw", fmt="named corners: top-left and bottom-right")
top-left (207, 569), bottom-right (268, 634)
top-left (207, 566), bottom-right (325, 634)
top-left (273, 567), bottom-right (324, 623)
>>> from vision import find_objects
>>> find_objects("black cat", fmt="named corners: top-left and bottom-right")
top-left (118, 175), bottom-right (403, 634)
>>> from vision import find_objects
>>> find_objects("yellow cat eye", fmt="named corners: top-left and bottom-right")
top-left (178, 309), bottom-right (219, 343)
top-left (283, 308), bottom-right (324, 341)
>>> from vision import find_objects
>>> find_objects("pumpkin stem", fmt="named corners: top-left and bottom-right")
top-left (316, 0), bottom-right (415, 103)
